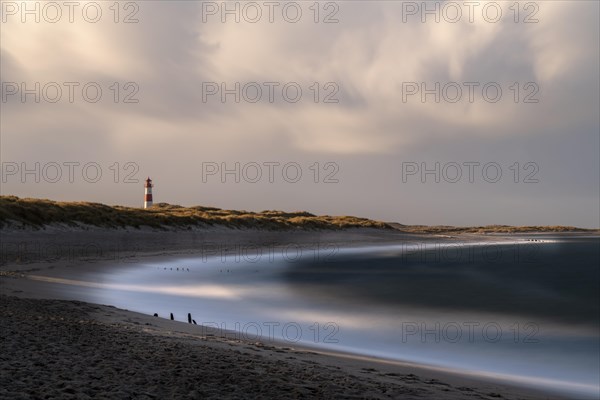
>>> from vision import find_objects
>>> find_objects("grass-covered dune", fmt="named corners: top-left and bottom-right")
top-left (1, 196), bottom-right (594, 233)
top-left (0, 196), bottom-right (391, 230)
top-left (389, 223), bottom-right (597, 234)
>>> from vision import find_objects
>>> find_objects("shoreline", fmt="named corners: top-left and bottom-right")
top-left (0, 294), bottom-right (566, 399)
top-left (3, 224), bottom-right (575, 270)
top-left (2, 227), bottom-right (594, 399)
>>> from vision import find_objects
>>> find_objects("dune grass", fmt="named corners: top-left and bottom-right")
top-left (388, 223), bottom-right (596, 234)
top-left (0, 196), bottom-right (391, 230)
top-left (1, 196), bottom-right (593, 233)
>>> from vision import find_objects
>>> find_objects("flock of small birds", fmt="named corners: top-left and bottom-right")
top-left (157, 266), bottom-right (191, 272)
top-left (155, 266), bottom-right (238, 273)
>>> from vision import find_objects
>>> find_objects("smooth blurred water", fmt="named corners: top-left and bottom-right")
top-left (53, 235), bottom-right (599, 398)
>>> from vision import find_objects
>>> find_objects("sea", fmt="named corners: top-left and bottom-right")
top-left (40, 234), bottom-right (600, 398)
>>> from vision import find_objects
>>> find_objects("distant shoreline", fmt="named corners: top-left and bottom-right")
top-left (6, 222), bottom-right (590, 270)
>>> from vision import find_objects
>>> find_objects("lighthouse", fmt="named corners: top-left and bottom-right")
top-left (144, 177), bottom-right (153, 208)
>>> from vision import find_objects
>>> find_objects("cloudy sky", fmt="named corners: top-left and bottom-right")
top-left (1, 1), bottom-right (598, 227)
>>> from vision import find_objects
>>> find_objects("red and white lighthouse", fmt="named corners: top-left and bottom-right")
top-left (144, 177), bottom-right (153, 208)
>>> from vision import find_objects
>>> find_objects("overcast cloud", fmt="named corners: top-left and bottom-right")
top-left (1, 1), bottom-right (598, 227)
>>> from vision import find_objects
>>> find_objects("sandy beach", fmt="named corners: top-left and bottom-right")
top-left (0, 226), bottom-right (576, 399)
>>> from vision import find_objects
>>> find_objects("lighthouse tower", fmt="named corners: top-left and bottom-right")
top-left (144, 177), bottom-right (153, 209)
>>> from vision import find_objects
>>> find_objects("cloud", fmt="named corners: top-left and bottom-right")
top-left (1, 1), bottom-right (598, 226)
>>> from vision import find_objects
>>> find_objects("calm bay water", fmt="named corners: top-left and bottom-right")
top-left (52, 235), bottom-right (599, 398)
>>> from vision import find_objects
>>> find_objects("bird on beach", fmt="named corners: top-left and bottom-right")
top-left (170, 313), bottom-right (174, 320)
top-left (153, 313), bottom-right (158, 317)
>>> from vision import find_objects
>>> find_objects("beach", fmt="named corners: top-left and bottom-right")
top-left (0, 295), bottom-right (558, 400)
top-left (1, 226), bottom-right (591, 399)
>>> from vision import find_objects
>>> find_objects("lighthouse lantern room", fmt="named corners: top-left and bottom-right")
top-left (144, 177), bottom-right (153, 209)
